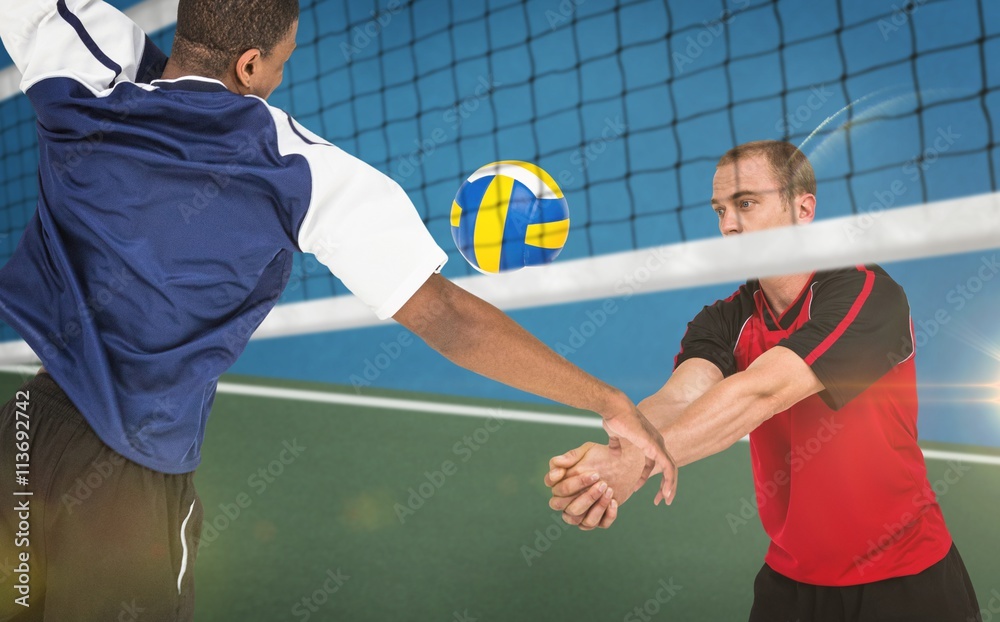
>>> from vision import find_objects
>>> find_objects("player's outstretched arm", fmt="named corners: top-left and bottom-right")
top-left (393, 273), bottom-right (678, 506)
top-left (657, 346), bottom-right (824, 467)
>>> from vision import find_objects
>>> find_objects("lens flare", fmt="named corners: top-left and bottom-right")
top-left (797, 86), bottom-right (958, 171)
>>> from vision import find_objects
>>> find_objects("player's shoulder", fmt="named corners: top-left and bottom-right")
top-left (701, 280), bottom-right (758, 316)
top-left (813, 264), bottom-right (907, 304)
top-left (815, 264), bottom-right (902, 287)
top-left (245, 96), bottom-right (291, 127)
top-left (247, 97), bottom-right (335, 150)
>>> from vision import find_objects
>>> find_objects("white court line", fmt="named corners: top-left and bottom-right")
top-left (3, 365), bottom-right (1000, 467)
top-left (214, 384), bottom-right (1000, 467)
top-left (216, 382), bottom-right (605, 430)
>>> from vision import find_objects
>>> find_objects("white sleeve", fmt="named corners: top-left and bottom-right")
top-left (0, 0), bottom-right (154, 94)
top-left (270, 106), bottom-right (449, 320)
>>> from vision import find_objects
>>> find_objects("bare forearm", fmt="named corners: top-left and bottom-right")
top-left (406, 277), bottom-right (629, 417)
top-left (660, 373), bottom-right (776, 466)
top-left (638, 359), bottom-right (723, 431)
top-left (660, 348), bottom-right (825, 467)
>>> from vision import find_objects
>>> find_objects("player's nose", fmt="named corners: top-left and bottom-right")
top-left (720, 211), bottom-right (742, 236)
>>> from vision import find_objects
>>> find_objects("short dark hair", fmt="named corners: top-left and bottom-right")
top-left (717, 140), bottom-right (817, 206)
top-left (172, 0), bottom-right (300, 77)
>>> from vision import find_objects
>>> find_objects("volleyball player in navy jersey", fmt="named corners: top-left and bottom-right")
top-left (0, 1), bottom-right (676, 619)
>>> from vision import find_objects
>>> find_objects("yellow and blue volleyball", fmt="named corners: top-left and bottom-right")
top-left (450, 161), bottom-right (570, 274)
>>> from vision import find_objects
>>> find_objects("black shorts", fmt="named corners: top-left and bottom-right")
top-left (0, 372), bottom-right (203, 622)
top-left (748, 543), bottom-right (981, 622)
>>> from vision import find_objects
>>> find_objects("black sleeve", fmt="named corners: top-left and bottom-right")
top-left (779, 266), bottom-right (912, 410)
top-left (674, 286), bottom-right (751, 377)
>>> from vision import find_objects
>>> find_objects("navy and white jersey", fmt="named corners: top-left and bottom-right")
top-left (0, 0), bottom-right (448, 473)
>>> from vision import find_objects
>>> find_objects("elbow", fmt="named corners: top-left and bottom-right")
top-left (413, 280), bottom-right (467, 357)
top-left (396, 275), bottom-right (458, 353)
top-left (754, 392), bottom-right (785, 428)
top-left (734, 366), bottom-right (791, 428)
top-left (747, 375), bottom-right (812, 429)
top-left (423, 309), bottom-right (461, 358)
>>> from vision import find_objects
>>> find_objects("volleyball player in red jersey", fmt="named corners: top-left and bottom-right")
top-left (544, 141), bottom-right (980, 621)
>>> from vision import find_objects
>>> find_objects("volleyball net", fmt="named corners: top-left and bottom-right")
top-left (1, 0), bottom-right (999, 361)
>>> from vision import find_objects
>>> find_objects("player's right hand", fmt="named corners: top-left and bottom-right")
top-left (601, 401), bottom-right (678, 506)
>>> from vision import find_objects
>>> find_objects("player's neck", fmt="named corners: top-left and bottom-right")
top-left (160, 59), bottom-right (231, 91)
top-left (758, 273), bottom-right (812, 317)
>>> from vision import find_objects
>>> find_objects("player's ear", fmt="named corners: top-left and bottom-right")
top-left (234, 48), bottom-right (263, 90)
top-left (793, 193), bottom-right (816, 224)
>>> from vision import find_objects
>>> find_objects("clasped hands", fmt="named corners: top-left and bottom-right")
top-left (544, 437), bottom-right (677, 531)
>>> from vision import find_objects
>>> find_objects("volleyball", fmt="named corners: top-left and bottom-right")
top-left (450, 161), bottom-right (570, 274)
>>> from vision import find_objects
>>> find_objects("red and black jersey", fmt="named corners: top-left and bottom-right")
top-left (676, 265), bottom-right (952, 586)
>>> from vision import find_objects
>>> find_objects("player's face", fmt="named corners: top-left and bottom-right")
top-left (251, 21), bottom-right (299, 100)
top-left (711, 156), bottom-right (798, 236)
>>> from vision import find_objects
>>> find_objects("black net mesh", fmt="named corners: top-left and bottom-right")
top-left (1, 0), bottom-right (998, 341)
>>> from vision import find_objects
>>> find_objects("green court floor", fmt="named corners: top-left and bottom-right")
top-left (2, 371), bottom-right (998, 620)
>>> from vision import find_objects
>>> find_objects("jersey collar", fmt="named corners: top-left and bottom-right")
top-left (150, 76), bottom-right (230, 93)
top-left (754, 273), bottom-right (817, 332)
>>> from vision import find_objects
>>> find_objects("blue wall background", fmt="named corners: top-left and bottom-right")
top-left (1, 0), bottom-right (999, 447)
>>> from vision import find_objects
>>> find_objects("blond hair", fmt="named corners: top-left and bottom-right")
top-left (717, 141), bottom-right (816, 206)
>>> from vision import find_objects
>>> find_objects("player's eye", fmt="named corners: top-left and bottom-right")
top-left (713, 207), bottom-right (725, 217)
top-left (739, 200), bottom-right (753, 209)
